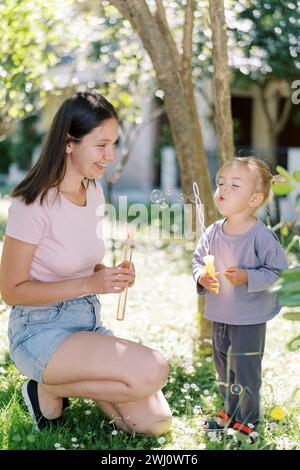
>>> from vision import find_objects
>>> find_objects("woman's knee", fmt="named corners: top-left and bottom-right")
top-left (134, 351), bottom-right (170, 398)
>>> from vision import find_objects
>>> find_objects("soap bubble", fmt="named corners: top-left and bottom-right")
top-left (159, 199), bottom-right (169, 209)
top-left (177, 193), bottom-right (187, 204)
top-left (164, 186), bottom-right (172, 196)
top-left (151, 189), bottom-right (163, 204)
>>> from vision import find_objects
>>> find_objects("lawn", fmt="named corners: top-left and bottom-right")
top-left (0, 207), bottom-right (299, 450)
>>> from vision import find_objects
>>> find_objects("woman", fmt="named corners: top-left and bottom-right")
top-left (0, 91), bottom-right (172, 435)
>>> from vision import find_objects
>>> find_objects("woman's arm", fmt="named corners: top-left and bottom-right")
top-left (0, 236), bottom-right (92, 306)
top-left (0, 236), bottom-right (133, 306)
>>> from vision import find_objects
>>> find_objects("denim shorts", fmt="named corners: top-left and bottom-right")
top-left (8, 294), bottom-right (114, 384)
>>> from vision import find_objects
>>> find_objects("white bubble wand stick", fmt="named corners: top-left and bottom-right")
top-left (116, 231), bottom-right (134, 321)
top-left (192, 182), bottom-right (219, 292)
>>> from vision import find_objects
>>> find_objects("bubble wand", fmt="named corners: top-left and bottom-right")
top-left (116, 232), bottom-right (134, 321)
top-left (192, 182), bottom-right (219, 293)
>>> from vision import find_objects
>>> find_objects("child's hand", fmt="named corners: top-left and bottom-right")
top-left (198, 272), bottom-right (220, 293)
top-left (224, 267), bottom-right (248, 286)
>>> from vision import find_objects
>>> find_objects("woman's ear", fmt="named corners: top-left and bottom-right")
top-left (249, 192), bottom-right (264, 208)
top-left (66, 134), bottom-right (73, 154)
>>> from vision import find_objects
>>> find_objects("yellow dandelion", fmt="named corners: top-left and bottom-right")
top-left (270, 407), bottom-right (286, 420)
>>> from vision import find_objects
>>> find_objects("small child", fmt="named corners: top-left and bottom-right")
top-left (192, 157), bottom-right (288, 437)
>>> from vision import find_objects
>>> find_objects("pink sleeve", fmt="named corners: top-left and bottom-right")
top-left (5, 196), bottom-right (46, 245)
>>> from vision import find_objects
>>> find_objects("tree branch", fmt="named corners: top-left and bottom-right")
top-left (181, 0), bottom-right (194, 88)
top-left (154, 0), bottom-right (181, 69)
top-left (257, 81), bottom-right (275, 130)
top-left (209, 0), bottom-right (234, 163)
top-left (275, 96), bottom-right (292, 136)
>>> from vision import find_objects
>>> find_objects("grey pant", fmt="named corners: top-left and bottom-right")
top-left (212, 321), bottom-right (266, 426)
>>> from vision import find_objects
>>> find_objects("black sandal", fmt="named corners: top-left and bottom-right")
top-left (62, 397), bottom-right (70, 410)
top-left (203, 410), bottom-right (233, 431)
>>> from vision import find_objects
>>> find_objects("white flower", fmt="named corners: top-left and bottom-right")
top-left (72, 444), bottom-right (79, 448)
top-left (169, 377), bottom-right (175, 383)
top-left (247, 423), bottom-right (254, 429)
top-left (198, 443), bottom-right (206, 450)
top-left (269, 422), bottom-right (279, 432)
top-left (85, 410), bottom-right (92, 415)
top-left (207, 431), bottom-right (217, 441)
top-left (203, 389), bottom-right (210, 396)
top-left (165, 391), bottom-right (173, 398)
top-left (247, 438), bottom-right (252, 444)
top-left (191, 384), bottom-right (199, 391)
top-left (183, 383), bottom-right (190, 389)
top-left (184, 395), bottom-right (192, 400)
top-left (249, 431), bottom-right (259, 439)
top-left (157, 436), bottom-right (166, 445)
top-left (226, 428), bottom-right (236, 436)
top-left (54, 443), bottom-right (61, 448)
top-left (112, 430), bottom-right (118, 436)
top-left (56, 447), bottom-right (66, 450)
top-left (0, 367), bottom-right (6, 374)
top-left (205, 357), bottom-right (212, 363)
top-left (71, 437), bottom-right (78, 442)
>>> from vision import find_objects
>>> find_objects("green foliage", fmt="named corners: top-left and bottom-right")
top-left (88, 3), bottom-right (156, 127)
top-left (271, 267), bottom-right (300, 308)
top-left (286, 335), bottom-right (300, 352)
top-left (228, 0), bottom-right (300, 83)
top-left (0, 115), bottom-right (44, 173)
top-left (0, 0), bottom-right (81, 135)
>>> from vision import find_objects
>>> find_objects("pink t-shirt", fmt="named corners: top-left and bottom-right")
top-left (5, 180), bottom-right (106, 283)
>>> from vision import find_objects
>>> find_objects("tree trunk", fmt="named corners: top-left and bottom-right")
top-left (109, 0), bottom-right (217, 224)
top-left (208, 0), bottom-right (234, 164)
top-left (258, 84), bottom-right (292, 170)
top-left (108, 0), bottom-right (219, 340)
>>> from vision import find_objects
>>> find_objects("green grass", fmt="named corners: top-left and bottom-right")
top-left (0, 211), bottom-right (300, 450)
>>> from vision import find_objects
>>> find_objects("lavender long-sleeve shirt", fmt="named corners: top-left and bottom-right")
top-left (192, 218), bottom-right (289, 325)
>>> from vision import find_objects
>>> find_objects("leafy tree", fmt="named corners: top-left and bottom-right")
top-left (0, 0), bottom-right (80, 139)
top-left (228, 0), bottom-right (300, 166)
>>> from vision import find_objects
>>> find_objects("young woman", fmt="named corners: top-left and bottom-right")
top-left (0, 91), bottom-right (172, 435)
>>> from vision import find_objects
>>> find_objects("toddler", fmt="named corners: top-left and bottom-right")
top-left (192, 157), bottom-right (289, 437)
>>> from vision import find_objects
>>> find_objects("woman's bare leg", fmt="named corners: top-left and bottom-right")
top-left (94, 392), bottom-right (172, 435)
top-left (39, 380), bottom-right (172, 436)
top-left (34, 331), bottom-right (172, 435)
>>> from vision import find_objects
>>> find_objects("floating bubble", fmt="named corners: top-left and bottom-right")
top-left (159, 199), bottom-right (169, 209)
top-left (164, 186), bottom-right (172, 196)
top-left (150, 189), bottom-right (163, 204)
top-left (177, 193), bottom-right (187, 204)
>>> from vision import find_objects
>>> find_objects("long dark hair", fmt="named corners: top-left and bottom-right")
top-left (10, 91), bottom-right (118, 206)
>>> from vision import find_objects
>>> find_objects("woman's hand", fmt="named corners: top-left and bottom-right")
top-left (89, 264), bottom-right (134, 294)
top-left (198, 272), bottom-right (220, 293)
top-left (117, 260), bottom-right (136, 288)
top-left (224, 267), bottom-right (248, 286)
